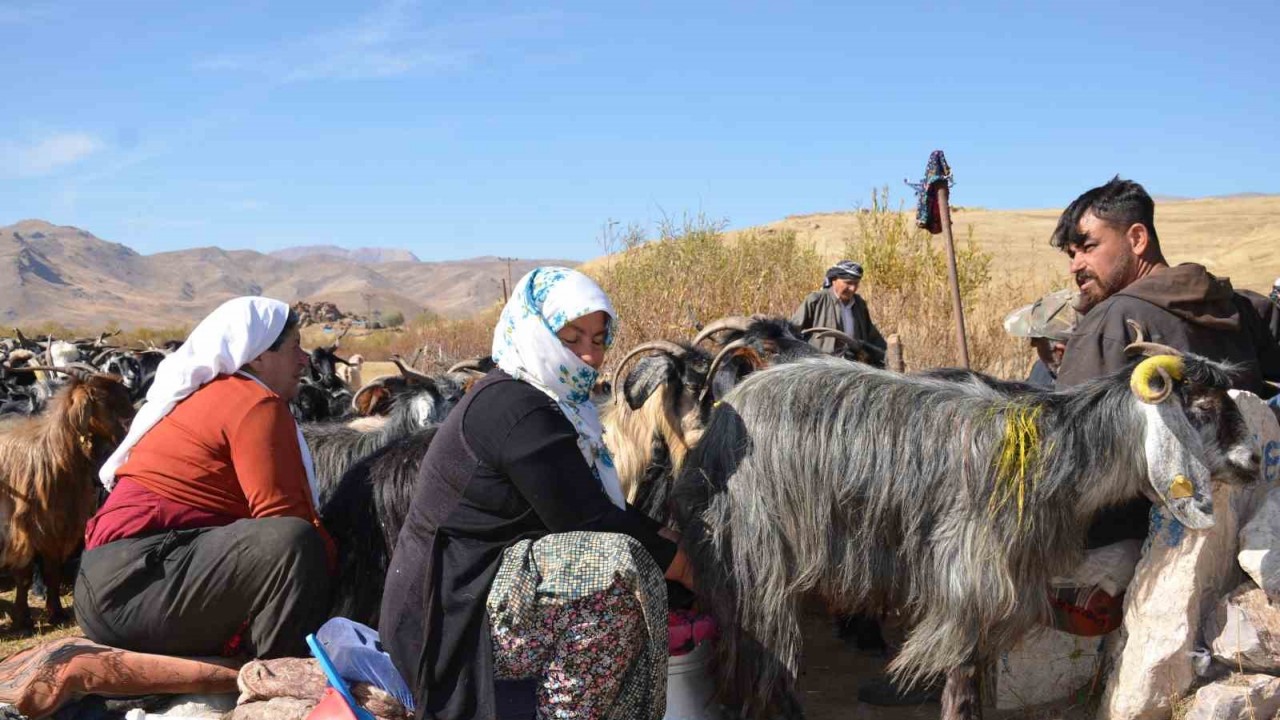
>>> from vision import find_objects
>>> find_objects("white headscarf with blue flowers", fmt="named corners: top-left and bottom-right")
top-left (492, 267), bottom-right (625, 509)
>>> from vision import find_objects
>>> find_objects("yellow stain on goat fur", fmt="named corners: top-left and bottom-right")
top-left (988, 404), bottom-right (1044, 528)
top-left (1169, 475), bottom-right (1194, 499)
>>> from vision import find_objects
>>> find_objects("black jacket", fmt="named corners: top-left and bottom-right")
top-left (380, 370), bottom-right (674, 719)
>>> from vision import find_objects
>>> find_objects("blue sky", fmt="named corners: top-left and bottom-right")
top-left (2, 0), bottom-right (1275, 261)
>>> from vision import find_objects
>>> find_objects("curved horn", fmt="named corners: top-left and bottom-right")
top-left (1124, 319), bottom-right (1183, 358)
top-left (5, 361), bottom-right (90, 379)
top-left (698, 338), bottom-right (757, 406)
top-left (390, 355), bottom-right (432, 382)
top-left (448, 357), bottom-right (490, 375)
top-left (1130, 355), bottom-right (1185, 404)
top-left (610, 341), bottom-right (690, 403)
top-left (804, 327), bottom-right (858, 347)
top-left (91, 348), bottom-right (117, 365)
top-left (692, 316), bottom-right (754, 346)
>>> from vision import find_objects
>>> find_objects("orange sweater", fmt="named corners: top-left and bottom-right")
top-left (107, 374), bottom-right (333, 561)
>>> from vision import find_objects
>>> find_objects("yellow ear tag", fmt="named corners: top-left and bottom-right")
top-left (1169, 475), bottom-right (1194, 500)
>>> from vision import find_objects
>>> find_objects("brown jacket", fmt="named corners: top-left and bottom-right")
top-left (1056, 264), bottom-right (1279, 399)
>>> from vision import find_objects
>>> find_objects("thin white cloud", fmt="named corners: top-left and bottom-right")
top-left (0, 132), bottom-right (104, 178)
top-left (194, 0), bottom-right (555, 83)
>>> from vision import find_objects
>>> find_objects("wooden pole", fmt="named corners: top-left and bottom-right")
top-left (886, 333), bottom-right (905, 373)
top-left (935, 185), bottom-right (971, 368)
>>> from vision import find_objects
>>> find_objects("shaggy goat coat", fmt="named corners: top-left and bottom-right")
top-left (673, 355), bottom-right (1254, 718)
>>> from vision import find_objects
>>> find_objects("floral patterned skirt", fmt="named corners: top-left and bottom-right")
top-left (487, 532), bottom-right (669, 720)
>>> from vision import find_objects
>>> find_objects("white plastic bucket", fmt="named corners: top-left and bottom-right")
top-left (664, 641), bottom-right (718, 720)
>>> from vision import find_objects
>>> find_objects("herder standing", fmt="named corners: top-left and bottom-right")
top-left (791, 260), bottom-right (887, 364)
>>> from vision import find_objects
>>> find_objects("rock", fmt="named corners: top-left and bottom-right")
top-left (1184, 674), bottom-right (1280, 720)
top-left (1098, 391), bottom-right (1278, 720)
top-left (994, 627), bottom-right (1105, 710)
top-left (1205, 582), bottom-right (1280, 673)
top-left (1236, 391), bottom-right (1280, 593)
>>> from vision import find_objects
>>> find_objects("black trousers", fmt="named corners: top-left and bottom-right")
top-left (74, 517), bottom-right (332, 659)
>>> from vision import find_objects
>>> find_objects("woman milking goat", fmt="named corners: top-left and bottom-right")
top-left (380, 267), bottom-right (697, 720)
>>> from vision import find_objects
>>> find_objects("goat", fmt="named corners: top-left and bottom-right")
top-left (0, 366), bottom-right (135, 632)
top-left (602, 340), bottom-right (758, 525)
top-left (672, 349), bottom-right (1259, 720)
top-left (303, 386), bottom-right (451, 507)
top-left (336, 353), bottom-right (365, 391)
top-left (322, 427), bottom-right (437, 626)
top-left (351, 356), bottom-right (466, 419)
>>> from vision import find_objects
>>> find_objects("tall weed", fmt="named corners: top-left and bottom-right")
top-left (589, 214), bottom-right (825, 375)
top-left (843, 190), bottom-right (1053, 376)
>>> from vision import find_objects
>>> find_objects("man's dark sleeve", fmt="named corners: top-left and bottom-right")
top-left (1237, 294), bottom-right (1280, 384)
top-left (492, 404), bottom-right (677, 570)
top-left (790, 295), bottom-right (812, 331)
top-left (1055, 305), bottom-right (1134, 389)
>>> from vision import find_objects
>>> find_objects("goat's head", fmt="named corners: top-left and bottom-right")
top-left (1125, 335), bottom-right (1258, 529)
top-left (694, 315), bottom-right (816, 364)
top-left (64, 370), bottom-right (136, 461)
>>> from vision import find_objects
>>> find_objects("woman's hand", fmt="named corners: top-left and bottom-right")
top-left (665, 547), bottom-right (696, 591)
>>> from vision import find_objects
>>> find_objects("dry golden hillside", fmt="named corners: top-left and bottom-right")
top-left (738, 194), bottom-right (1280, 294)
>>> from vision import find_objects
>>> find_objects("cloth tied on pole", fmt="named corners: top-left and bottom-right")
top-left (907, 149), bottom-right (953, 234)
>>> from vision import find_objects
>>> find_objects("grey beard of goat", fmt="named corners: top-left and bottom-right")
top-left (672, 356), bottom-right (1245, 719)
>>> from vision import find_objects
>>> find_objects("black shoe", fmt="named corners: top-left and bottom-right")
top-left (857, 673), bottom-right (942, 706)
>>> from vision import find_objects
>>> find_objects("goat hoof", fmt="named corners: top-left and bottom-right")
top-left (46, 609), bottom-right (70, 626)
top-left (6, 619), bottom-right (35, 636)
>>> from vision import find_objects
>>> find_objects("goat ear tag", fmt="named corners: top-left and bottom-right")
top-left (1169, 475), bottom-right (1194, 500)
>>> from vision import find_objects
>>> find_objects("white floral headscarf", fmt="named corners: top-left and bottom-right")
top-left (492, 267), bottom-right (624, 508)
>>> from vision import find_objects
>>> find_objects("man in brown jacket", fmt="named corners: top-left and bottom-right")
top-left (1051, 177), bottom-right (1280, 547)
top-left (1053, 177), bottom-right (1279, 400)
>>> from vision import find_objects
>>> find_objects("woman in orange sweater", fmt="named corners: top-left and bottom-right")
top-left (75, 296), bottom-right (334, 659)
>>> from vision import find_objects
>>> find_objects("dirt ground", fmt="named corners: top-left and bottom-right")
top-left (792, 610), bottom-right (1092, 720)
top-left (3, 585), bottom-right (1091, 720)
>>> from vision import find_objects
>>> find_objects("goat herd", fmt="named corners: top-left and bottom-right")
top-left (0, 317), bottom-right (1263, 720)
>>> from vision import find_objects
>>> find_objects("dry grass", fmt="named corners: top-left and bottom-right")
top-left (587, 214), bottom-right (826, 376)
top-left (0, 584), bottom-right (81, 660)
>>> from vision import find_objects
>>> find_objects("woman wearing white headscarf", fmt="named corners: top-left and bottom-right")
top-left (74, 296), bottom-right (334, 659)
top-left (381, 267), bottom-right (694, 720)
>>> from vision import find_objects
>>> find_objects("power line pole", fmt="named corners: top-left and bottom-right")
top-left (498, 257), bottom-right (514, 292)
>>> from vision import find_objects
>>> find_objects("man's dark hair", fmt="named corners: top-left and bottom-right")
top-left (267, 310), bottom-right (301, 351)
top-left (1050, 176), bottom-right (1160, 251)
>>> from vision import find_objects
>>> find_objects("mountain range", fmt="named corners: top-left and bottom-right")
top-left (0, 219), bottom-right (569, 329)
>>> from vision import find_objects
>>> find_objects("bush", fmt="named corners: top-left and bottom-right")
top-left (588, 214), bottom-right (825, 375)
top-left (382, 310), bottom-right (405, 328)
top-left (842, 189), bottom-right (1051, 375)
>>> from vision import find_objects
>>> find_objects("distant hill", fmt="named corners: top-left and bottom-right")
top-left (268, 245), bottom-right (421, 264)
top-left (0, 220), bottom-right (571, 329)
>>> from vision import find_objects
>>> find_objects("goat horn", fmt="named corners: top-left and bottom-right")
top-left (1123, 319), bottom-right (1184, 358)
top-left (1130, 355), bottom-right (1184, 404)
top-left (692, 316), bottom-right (754, 346)
top-left (448, 357), bottom-right (490, 375)
top-left (6, 364), bottom-right (82, 378)
top-left (804, 327), bottom-right (858, 346)
top-left (610, 341), bottom-right (690, 403)
top-left (91, 348), bottom-right (116, 365)
top-left (698, 338), bottom-right (757, 407)
top-left (390, 355), bottom-right (437, 387)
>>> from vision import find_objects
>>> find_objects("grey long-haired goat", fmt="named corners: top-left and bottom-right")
top-left (673, 350), bottom-right (1259, 720)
